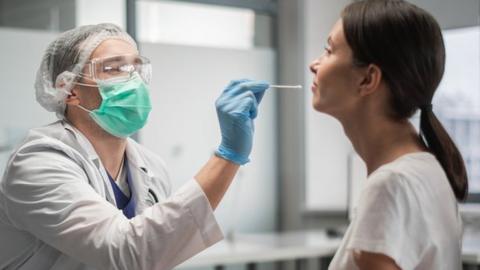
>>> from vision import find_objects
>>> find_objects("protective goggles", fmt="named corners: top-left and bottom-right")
top-left (76, 54), bottom-right (151, 86)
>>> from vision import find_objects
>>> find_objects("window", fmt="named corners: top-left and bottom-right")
top-left (137, 0), bottom-right (255, 49)
top-left (433, 26), bottom-right (480, 199)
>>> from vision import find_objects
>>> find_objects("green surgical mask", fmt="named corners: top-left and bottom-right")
top-left (78, 72), bottom-right (152, 138)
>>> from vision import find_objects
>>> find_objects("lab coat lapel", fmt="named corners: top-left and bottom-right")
top-left (61, 121), bottom-right (116, 205)
top-left (125, 139), bottom-right (154, 213)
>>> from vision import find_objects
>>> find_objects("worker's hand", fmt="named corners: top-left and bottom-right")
top-left (215, 79), bottom-right (269, 165)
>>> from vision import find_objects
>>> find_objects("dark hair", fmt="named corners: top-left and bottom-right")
top-left (341, 0), bottom-right (468, 200)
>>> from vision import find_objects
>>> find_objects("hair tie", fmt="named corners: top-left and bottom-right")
top-left (420, 104), bottom-right (433, 112)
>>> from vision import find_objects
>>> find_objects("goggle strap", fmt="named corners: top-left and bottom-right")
top-left (74, 81), bottom-right (98, 87)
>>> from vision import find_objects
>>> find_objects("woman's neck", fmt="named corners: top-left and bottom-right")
top-left (342, 113), bottom-right (426, 175)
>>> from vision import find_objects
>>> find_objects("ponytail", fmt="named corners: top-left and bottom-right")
top-left (420, 108), bottom-right (468, 201)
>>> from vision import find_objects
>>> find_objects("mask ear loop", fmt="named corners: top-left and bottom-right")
top-left (66, 73), bottom-right (98, 112)
top-left (75, 81), bottom-right (98, 87)
top-left (76, 104), bottom-right (94, 113)
top-left (70, 81), bottom-right (95, 113)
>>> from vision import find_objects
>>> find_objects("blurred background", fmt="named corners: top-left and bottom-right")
top-left (0, 0), bottom-right (479, 269)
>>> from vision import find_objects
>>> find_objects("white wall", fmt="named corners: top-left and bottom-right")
top-left (0, 27), bottom-right (57, 173)
top-left (0, 28), bottom-right (58, 125)
top-left (140, 42), bottom-right (277, 232)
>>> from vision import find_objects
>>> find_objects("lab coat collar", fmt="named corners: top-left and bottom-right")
top-left (125, 140), bottom-right (152, 177)
top-left (61, 121), bottom-right (100, 162)
top-left (61, 120), bottom-right (153, 177)
top-left (61, 120), bottom-right (155, 212)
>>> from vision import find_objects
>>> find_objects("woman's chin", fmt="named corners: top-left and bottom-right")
top-left (312, 99), bottom-right (327, 113)
top-left (312, 100), bottom-right (339, 119)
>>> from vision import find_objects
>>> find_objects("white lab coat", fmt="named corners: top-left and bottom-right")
top-left (0, 120), bottom-right (223, 270)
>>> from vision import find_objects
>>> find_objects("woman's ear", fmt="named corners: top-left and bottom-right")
top-left (357, 63), bottom-right (382, 97)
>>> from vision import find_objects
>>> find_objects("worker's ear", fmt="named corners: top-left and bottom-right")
top-left (357, 64), bottom-right (382, 97)
top-left (65, 87), bottom-right (80, 106)
top-left (55, 71), bottom-right (80, 106)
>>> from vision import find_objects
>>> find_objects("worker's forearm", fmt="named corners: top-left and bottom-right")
top-left (194, 155), bottom-right (240, 210)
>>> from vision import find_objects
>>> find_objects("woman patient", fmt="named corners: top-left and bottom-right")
top-left (309, 0), bottom-right (468, 269)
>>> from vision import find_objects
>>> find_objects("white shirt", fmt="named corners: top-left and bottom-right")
top-left (329, 152), bottom-right (463, 270)
top-left (0, 121), bottom-right (223, 270)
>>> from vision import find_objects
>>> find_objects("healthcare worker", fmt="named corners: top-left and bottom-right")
top-left (0, 23), bottom-right (269, 270)
top-left (309, 0), bottom-right (467, 269)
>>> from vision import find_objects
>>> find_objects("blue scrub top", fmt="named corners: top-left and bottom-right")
top-left (107, 158), bottom-right (136, 219)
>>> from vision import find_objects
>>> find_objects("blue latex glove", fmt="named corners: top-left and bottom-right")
top-left (215, 79), bottom-right (270, 165)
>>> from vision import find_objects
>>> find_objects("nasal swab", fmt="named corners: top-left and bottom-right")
top-left (269, 84), bottom-right (302, 89)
